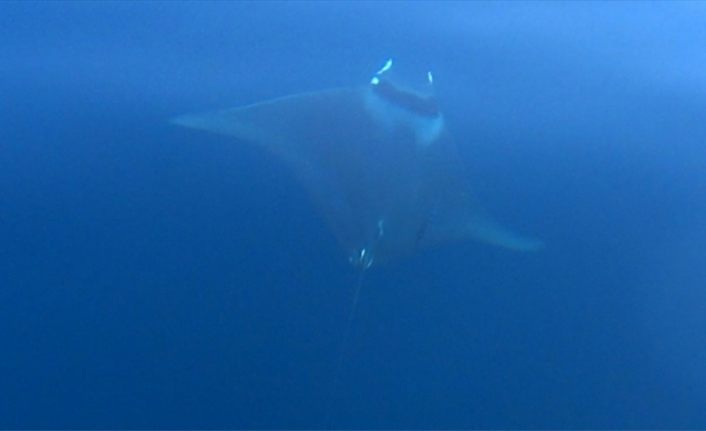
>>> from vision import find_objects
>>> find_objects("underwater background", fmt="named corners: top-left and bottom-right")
top-left (2, 1), bottom-right (706, 428)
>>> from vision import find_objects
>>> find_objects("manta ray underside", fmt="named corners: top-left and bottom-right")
top-left (173, 59), bottom-right (542, 269)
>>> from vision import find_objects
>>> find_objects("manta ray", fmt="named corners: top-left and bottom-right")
top-left (173, 59), bottom-right (541, 269)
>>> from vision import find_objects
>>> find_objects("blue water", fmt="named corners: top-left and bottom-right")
top-left (2, 1), bottom-right (706, 428)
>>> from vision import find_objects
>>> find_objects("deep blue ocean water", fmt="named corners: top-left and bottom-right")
top-left (2, 1), bottom-right (706, 428)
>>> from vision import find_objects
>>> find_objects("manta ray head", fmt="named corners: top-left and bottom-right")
top-left (364, 58), bottom-right (445, 147)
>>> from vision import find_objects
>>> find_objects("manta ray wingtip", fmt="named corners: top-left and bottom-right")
top-left (466, 218), bottom-right (545, 253)
top-left (514, 237), bottom-right (545, 252)
top-left (170, 113), bottom-right (200, 129)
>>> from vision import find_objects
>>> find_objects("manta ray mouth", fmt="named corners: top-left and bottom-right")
top-left (371, 79), bottom-right (440, 118)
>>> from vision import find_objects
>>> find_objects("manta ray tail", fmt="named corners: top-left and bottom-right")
top-left (324, 269), bottom-right (366, 427)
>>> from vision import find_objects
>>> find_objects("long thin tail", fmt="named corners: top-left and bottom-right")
top-left (324, 269), bottom-right (366, 428)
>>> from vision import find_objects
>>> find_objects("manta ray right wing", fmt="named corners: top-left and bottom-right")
top-left (418, 132), bottom-right (544, 252)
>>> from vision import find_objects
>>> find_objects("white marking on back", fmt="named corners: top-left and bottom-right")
top-left (363, 87), bottom-right (444, 148)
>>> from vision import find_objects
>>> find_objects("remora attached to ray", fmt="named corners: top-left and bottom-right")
top-left (173, 59), bottom-right (542, 268)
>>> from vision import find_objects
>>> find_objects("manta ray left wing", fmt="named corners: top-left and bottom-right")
top-left (173, 87), bottom-right (423, 266)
